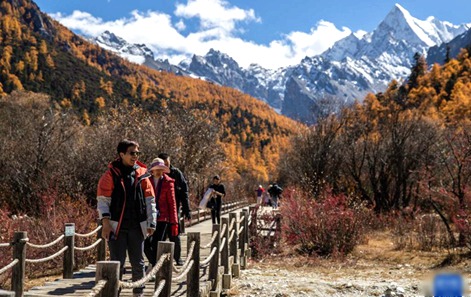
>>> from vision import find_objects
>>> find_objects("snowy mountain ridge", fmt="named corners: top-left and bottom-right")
top-left (90, 4), bottom-right (471, 123)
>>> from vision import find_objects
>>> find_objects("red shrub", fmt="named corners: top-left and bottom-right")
top-left (0, 195), bottom-right (97, 289)
top-left (281, 187), bottom-right (371, 257)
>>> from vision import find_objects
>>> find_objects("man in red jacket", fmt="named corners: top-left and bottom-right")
top-left (97, 139), bottom-right (157, 297)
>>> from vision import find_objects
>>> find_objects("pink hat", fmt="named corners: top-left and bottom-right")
top-left (148, 158), bottom-right (170, 173)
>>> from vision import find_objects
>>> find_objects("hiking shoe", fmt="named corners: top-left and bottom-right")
top-left (176, 259), bottom-right (184, 266)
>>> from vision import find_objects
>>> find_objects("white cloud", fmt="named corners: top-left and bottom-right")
top-left (175, 0), bottom-right (260, 34)
top-left (50, 1), bottom-right (352, 69)
top-left (175, 19), bottom-right (186, 31)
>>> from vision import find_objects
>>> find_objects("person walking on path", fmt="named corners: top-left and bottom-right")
top-left (97, 139), bottom-right (157, 297)
top-left (268, 182), bottom-right (283, 209)
top-left (158, 153), bottom-right (191, 266)
top-left (208, 175), bottom-right (225, 225)
top-left (255, 185), bottom-right (265, 205)
top-left (144, 158), bottom-right (179, 271)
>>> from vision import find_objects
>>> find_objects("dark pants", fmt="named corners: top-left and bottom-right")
top-left (169, 211), bottom-right (182, 262)
top-left (144, 222), bottom-right (170, 266)
top-left (211, 197), bottom-right (222, 224)
top-left (108, 224), bottom-right (145, 294)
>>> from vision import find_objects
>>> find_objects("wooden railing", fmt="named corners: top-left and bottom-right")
top-left (0, 223), bottom-right (106, 297)
top-left (84, 207), bottom-right (253, 297)
top-left (0, 200), bottom-right (251, 297)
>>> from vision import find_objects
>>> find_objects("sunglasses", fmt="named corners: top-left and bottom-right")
top-left (127, 151), bottom-right (141, 157)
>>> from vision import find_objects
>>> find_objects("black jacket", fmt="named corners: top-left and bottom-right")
top-left (167, 165), bottom-right (191, 216)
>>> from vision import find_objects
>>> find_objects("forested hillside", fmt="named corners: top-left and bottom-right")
top-left (0, 0), bottom-right (301, 215)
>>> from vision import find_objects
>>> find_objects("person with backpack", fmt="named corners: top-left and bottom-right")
top-left (157, 153), bottom-right (191, 266)
top-left (268, 182), bottom-right (283, 209)
top-left (96, 139), bottom-right (157, 297)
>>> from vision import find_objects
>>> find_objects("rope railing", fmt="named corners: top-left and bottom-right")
top-left (201, 230), bottom-right (218, 249)
top-left (25, 246), bottom-right (68, 263)
top-left (119, 253), bottom-right (170, 289)
top-left (229, 218), bottom-right (236, 231)
top-left (220, 223), bottom-right (227, 237)
top-left (220, 237), bottom-right (226, 250)
top-left (75, 238), bottom-right (103, 252)
top-left (0, 242), bottom-right (11, 248)
top-left (238, 226), bottom-right (245, 235)
top-left (26, 234), bottom-right (64, 249)
top-left (84, 279), bottom-right (107, 297)
top-left (75, 225), bottom-right (102, 238)
top-left (228, 229), bottom-right (235, 242)
top-left (171, 260), bottom-right (194, 283)
top-left (0, 259), bottom-right (19, 275)
top-left (173, 241), bottom-right (195, 273)
top-left (200, 246), bottom-right (217, 267)
top-left (152, 280), bottom-right (166, 297)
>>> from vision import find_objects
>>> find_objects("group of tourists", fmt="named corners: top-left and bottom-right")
top-left (255, 183), bottom-right (283, 209)
top-left (96, 139), bottom-right (221, 297)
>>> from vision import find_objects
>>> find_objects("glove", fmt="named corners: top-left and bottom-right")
top-left (170, 224), bottom-right (179, 237)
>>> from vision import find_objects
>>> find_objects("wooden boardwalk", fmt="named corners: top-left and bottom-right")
top-left (24, 213), bottom-right (234, 297)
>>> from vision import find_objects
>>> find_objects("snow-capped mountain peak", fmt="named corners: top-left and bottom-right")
top-left (93, 31), bottom-right (154, 64)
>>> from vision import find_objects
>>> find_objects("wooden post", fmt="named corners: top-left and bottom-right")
top-left (239, 211), bottom-right (246, 251)
top-left (96, 220), bottom-right (106, 261)
top-left (221, 217), bottom-right (232, 290)
top-left (11, 232), bottom-right (26, 297)
top-left (243, 209), bottom-right (250, 249)
top-left (209, 224), bottom-right (220, 291)
top-left (229, 213), bottom-right (238, 264)
top-left (197, 210), bottom-right (201, 223)
top-left (63, 223), bottom-right (75, 279)
top-left (249, 206), bottom-right (257, 240)
top-left (221, 218), bottom-right (230, 274)
top-left (155, 241), bottom-right (174, 296)
top-left (96, 261), bottom-right (120, 297)
top-left (187, 233), bottom-right (200, 297)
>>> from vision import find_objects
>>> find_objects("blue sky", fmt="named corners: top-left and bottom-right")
top-left (34, 0), bottom-right (471, 69)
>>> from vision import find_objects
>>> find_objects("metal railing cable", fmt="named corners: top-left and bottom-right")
top-left (201, 231), bottom-right (218, 249)
top-left (152, 280), bottom-right (166, 297)
top-left (173, 241), bottom-right (195, 273)
top-left (0, 259), bottom-right (19, 275)
top-left (171, 260), bottom-right (194, 283)
top-left (119, 253), bottom-right (170, 289)
top-left (200, 247), bottom-right (217, 267)
top-left (75, 226), bottom-right (102, 238)
top-left (84, 279), bottom-right (107, 297)
top-left (75, 238), bottom-right (103, 251)
top-left (25, 246), bottom-right (68, 263)
top-left (0, 242), bottom-right (11, 248)
top-left (26, 235), bottom-right (64, 249)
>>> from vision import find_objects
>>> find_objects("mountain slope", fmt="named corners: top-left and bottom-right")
top-left (0, 0), bottom-right (301, 181)
top-left (427, 29), bottom-right (471, 65)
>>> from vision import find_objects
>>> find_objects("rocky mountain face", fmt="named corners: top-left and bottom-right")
top-left (427, 29), bottom-right (471, 65)
top-left (91, 4), bottom-right (470, 123)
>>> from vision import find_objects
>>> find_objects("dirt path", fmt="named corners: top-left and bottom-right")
top-left (229, 232), bottom-right (471, 296)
